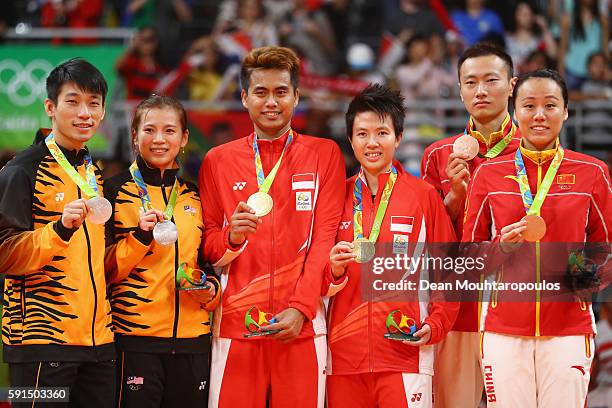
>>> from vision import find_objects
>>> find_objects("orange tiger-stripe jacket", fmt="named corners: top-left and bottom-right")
top-left (0, 129), bottom-right (114, 363)
top-left (104, 156), bottom-right (220, 354)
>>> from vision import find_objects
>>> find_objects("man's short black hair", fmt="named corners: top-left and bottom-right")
top-left (46, 58), bottom-right (108, 105)
top-left (457, 43), bottom-right (514, 80)
top-left (345, 84), bottom-right (405, 139)
top-left (513, 68), bottom-right (568, 108)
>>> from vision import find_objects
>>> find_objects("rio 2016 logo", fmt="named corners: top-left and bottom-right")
top-left (0, 59), bottom-right (54, 107)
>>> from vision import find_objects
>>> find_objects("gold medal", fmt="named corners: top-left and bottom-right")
top-left (353, 237), bottom-right (375, 263)
top-left (453, 135), bottom-right (480, 160)
top-left (247, 192), bottom-right (273, 217)
top-left (522, 214), bottom-right (546, 242)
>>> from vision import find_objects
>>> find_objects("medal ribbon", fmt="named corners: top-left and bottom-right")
top-left (466, 115), bottom-right (516, 159)
top-left (514, 145), bottom-right (564, 215)
top-left (128, 161), bottom-right (180, 220)
top-left (253, 130), bottom-right (293, 193)
top-left (45, 134), bottom-right (99, 198)
top-left (353, 166), bottom-right (398, 242)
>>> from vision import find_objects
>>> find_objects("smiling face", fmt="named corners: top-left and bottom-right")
top-left (44, 82), bottom-right (105, 151)
top-left (350, 111), bottom-right (401, 178)
top-left (133, 107), bottom-right (188, 170)
top-left (514, 77), bottom-right (568, 151)
top-left (459, 55), bottom-right (514, 124)
top-left (241, 68), bottom-right (298, 139)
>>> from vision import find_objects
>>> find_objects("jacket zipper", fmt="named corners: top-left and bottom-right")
top-left (367, 186), bottom-right (376, 372)
top-left (269, 143), bottom-right (275, 314)
top-left (162, 182), bottom-right (180, 354)
top-left (78, 164), bottom-right (97, 348)
top-left (535, 163), bottom-right (542, 336)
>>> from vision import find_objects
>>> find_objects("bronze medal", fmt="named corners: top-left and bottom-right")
top-left (522, 214), bottom-right (546, 242)
top-left (452, 135), bottom-right (480, 160)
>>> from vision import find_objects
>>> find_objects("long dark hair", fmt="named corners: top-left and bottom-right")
top-left (572, 0), bottom-right (599, 41)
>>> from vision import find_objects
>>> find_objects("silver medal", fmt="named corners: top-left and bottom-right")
top-left (153, 220), bottom-right (179, 246)
top-left (86, 196), bottom-right (112, 224)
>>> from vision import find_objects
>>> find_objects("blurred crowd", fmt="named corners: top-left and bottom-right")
top-left (0, 0), bottom-right (611, 174)
top-left (1, 0), bottom-right (610, 99)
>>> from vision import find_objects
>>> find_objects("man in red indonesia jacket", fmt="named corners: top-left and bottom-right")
top-left (324, 84), bottom-right (458, 408)
top-left (462, 69), bottom-right (611, 407)
top-left (420, 43), bottom-right (521, 407)
top-left (199, 46), bottom-right (345, 408)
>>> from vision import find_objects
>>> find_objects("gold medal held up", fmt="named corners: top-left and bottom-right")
top-left (247, 191), bottom-right (273, 217)
top-left (353, 237), bottom-right (375, 263)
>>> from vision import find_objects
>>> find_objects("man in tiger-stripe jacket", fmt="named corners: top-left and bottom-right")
top-left (0, 59), bottom-right (115, 407)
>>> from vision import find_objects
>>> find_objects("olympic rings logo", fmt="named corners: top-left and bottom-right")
top-left (0, 59), bottom-right (54, 107)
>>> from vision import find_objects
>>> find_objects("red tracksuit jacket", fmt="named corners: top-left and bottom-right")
top-left (421, 122), bottom-right (521, 332)
top-left (462, 145), bottom-right (611, 337)
top-left (323, 164), bottom-right (458, 375)
top-left (199, 130), bottom-right (345, 339)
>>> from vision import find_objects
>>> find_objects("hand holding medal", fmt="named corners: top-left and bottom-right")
top-left (452, 135), bottom-right (480, 160)
top-left (228, 202), bottom-right (262, 246)
top-left (45, 134), bottom-right (112, 225)
top-left (329, 241), bottom-right (357, 278)
top-left (129, 162), bottom-right (181, 246)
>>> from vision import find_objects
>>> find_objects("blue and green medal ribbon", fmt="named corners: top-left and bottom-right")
top-left (128, 161), bottom-right (180, 220)
top-left (45, 134), bottom-right (99, 198)
top-left (353, 166), bottom-right (398, 243)
top-left (252, 130), bottom-right (293, 193)
top-left (514, 145), bottom-right (564, 216)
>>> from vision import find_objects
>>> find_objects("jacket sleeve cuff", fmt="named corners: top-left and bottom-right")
top-left (203, 276), bottom-right (222, 311)
top-left (132, 227), bottom-right (153, 246)
top-left (53, 220), bottom-right (77, 242)
top-left (213, 227), bottom-right (248, 267)
top-left (423, 318), bottom-right (442, 345)
top-left (288, 302), bottom-right (314, 322)
top-left (324, 264), bottom-right (349, 297)
top-left (224, 226), bottom-right (243, 250)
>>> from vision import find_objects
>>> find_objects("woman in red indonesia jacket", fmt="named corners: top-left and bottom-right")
top-left (462, 69), bottom-right (611, 407)
top-left (105, 95), bottom-right (220, 407)
top-left (324, 84), bottom-right (458, 408)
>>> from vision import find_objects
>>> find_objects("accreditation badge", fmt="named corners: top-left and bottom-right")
top-left (392, 234), bottom-right (409, 255)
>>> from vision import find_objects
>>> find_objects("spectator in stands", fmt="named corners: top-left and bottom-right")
top-left (320, 0), bottom-right (350, 59)
top-left (216, 0), bottom-right (278, 49)
top-left (395, 34), bottom-right (455, 101)
top-left (385, 0), bottom-right (445, 38)
top-left (116, 26), bottom-right (167, 100)
top-left (522, 48), bottom-right (555, 73)
top-left (558, 0), bottom-right (609, 90)
top-left (113, 0), bottom-right (155, 28)
top-left (181, 36), bottom-right (238, 101)
top-left (40, 0), bottom-right (103, 43)
top-left (584, 52), bottom-right (612, 97)
top-left (451, 0), bottom-right (505, 46)
top-left (279, 0), bottom-right (339, 75)
top-left (505, 2), bottom-right (557, 70)
top-left (429, 32), bottom-right (463, 97)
